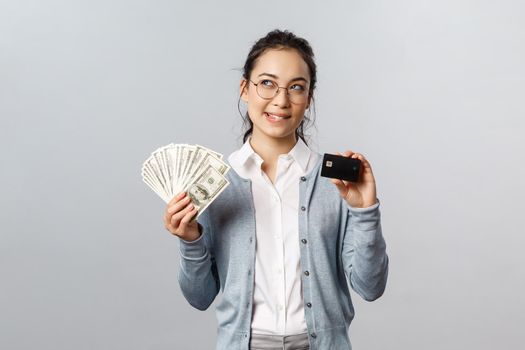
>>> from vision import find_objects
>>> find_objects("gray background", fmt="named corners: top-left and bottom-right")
top-left (1, 0), bottom-right (524, 349)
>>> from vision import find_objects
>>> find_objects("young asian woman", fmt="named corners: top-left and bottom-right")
top-left (163, 29), bottom-right (389, 350)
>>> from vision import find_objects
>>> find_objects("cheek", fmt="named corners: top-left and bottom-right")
top-left (294, 116), bottom-right (305, 128)
top-left (247, 98), bottom-right (267, 117)
top-left (293, 109), bottom-right (306, 122)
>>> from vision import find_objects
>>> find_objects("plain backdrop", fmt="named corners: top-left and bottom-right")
top-left (1, 0), bottom-right (524, 349)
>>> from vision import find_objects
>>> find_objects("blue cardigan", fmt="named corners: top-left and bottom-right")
top-left (177, 154), bottom-right (389, 350)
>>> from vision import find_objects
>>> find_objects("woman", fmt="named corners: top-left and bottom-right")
top-left (163, 29), bottom-right (389, 350)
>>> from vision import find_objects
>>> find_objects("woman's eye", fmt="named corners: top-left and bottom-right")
top-left (290, 84), bottom-right (305, 91)
top-left (261, 79), bottom-right (275, 87)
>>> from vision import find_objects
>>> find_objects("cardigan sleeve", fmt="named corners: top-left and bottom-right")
top-left (341, 199), bottom-right (389, 301)
top-left (177, 210), bottom-right (220, 310)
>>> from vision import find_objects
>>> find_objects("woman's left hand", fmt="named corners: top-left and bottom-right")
top-left (330, 150), bottom-right (378, 208)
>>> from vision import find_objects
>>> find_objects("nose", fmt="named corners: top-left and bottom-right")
top-left (272, 87), bottom-right (291, 107)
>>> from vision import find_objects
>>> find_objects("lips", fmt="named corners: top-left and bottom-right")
top-left (265, 112), bottom-right (291, 121)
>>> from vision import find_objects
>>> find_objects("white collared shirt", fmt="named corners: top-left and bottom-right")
top-left (227, 137), bottom-right (318, 336)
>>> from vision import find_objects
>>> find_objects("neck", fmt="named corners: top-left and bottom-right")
top-left (249, 132), bottom-right (298, 166)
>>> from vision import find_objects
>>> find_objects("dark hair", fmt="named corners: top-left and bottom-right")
top-left (237, 29), bottom-right (317, 145)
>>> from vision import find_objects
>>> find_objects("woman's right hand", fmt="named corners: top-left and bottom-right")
top-left (164, 191), bottom-right (201, 242)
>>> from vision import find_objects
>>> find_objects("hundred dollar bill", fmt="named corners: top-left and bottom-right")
top-left (176, 145), bottom-right (204, 195)
top-left (198, 145), bottom-right (223, 160)
top-left (144, 157), bottom-right (169, 197)
top-left (181, 149), bottom-right (230, 192)
top-left (186, 146), bottom-right (210, 176)
top-left (141, 166), bottom-right (170, 202)
top-left (141, 143), bottom-right (228, 207)
top-left (160, 145), bottom-right (174, 197)
top-left (180, 145), bottom-right (196, 184)
top-left (183, 163), bottom-right (229, 218)
top-left (177, 144), bottom-right (192, 187)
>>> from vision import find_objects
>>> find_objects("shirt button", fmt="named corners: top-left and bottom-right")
top-left (300, 176), bottom-right (306, 182)
top-left (306, 302), bottom-right (312, 308)
top-left (310, 332), bottom-right (317, 338)
top-left (304, 270), bottom-right (310, 276)
top-left (301, 206), bottom-right (306, 211)
top-left (301, 239), bottom-right (307, 244)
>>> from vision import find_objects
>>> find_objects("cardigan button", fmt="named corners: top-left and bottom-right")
top-left (306, 302), bottom-right (312, 308)
top-left (310, 332), bottom-right (317, 338)
top-left (301, 239), bottom-right (307, 244)
top-left (304, 270), bottom-right (310, 276)
top-left (301, 206), bottom-right (306, 211)
top-left (300, 176), bottom-right (306, 182)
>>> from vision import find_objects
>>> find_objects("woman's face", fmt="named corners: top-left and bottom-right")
top-left (240, 48), bottom-right (311, 144)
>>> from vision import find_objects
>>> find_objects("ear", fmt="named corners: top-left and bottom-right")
top-left (240, 79), bottom-right (249, 103)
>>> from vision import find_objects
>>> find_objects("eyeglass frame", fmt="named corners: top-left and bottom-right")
top-left (248, 79), bottom-right (310, 105)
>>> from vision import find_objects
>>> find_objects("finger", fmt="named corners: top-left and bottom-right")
top-left (164, 196), bottom-right (191, 225)
top-left (168, 191), bottom-right (186, 206)
top-left (164, 212), bottom-right (178, 233)
top-left (351, 152), bottom-right (367, 163)
top-left (330, 178), bottom-right (342, 188)
top-left (165, 192), bottom-right (188, 223)
top-left (331, 177), bottom-right (351, 188)
top-left (341, 150), bottom-right (354, 157)
top-left (164, 218), bottom-right (175, 233)
top-left (171, 205), bottom-right (192, 229)
top-left (179, 207), bottom-right (199, 231)
top-left (171, 203), bottom-right (195, 228)
top-left (352, 153), bottom-right (373, 172)
top-left (167, 196), bottom-right (191, 215)
top-left (330, 178), bottom-right (347, 196)
top-left (164, 211), bottom-right (172, 229)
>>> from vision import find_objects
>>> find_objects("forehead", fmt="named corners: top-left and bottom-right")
top-left (251, 48), bottom-right (310, 82)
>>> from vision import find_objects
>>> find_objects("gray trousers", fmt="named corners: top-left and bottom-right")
top-left (249, 332), bottom-right (310, 350)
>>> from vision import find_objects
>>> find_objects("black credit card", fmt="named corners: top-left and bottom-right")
top-left (320, 153), bottom-right (361, 182)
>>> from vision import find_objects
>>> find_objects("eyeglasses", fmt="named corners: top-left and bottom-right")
top-left (249, 79), bottom-right (309, 104)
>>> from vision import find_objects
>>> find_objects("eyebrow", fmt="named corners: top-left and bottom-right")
top-left (257, 73), bottom-right (308, 83)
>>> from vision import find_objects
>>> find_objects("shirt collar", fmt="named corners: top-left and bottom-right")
top-left (233, 136), bottom-right (312, 173)
top-left (234, 137), bottom-right (263, 167)
top-left (286, 137), bottom-right (311, 173)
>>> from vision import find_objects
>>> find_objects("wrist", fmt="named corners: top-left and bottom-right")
top-left (179, 233), bottom-right (202, 244)
top-left (176, 222), bottom-right (203, 243)
top-left (180, 230), bottom-right (201, 243)
top-left (347, 198), bottom-right (378, 209)
top-left (361, 198), bottom-right (378, 208)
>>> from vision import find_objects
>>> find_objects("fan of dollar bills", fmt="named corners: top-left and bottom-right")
top-left (141, 143), bottom-right (230, 217)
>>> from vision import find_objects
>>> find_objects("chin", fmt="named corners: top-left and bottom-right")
top-left (264, 130), bottom-right (297, 141)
